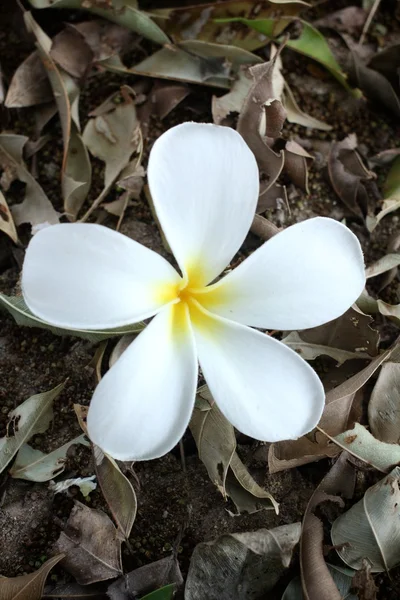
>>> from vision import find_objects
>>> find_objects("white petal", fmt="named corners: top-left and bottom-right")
top-left (22, 223), bottom-right (181, 329)
top-left (87, 304), bottom-right (198, 461)
top-left (147, 123), bottom-right (259, 287)
top-left (198, 217), bottom-right (365, 330)
top-left (190, 306), bottom-right (324, 442)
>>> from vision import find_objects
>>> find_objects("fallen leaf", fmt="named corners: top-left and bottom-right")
top-left (0, 382), bottom-right (65, 475)
top-left (108, 556), bottom-right (183, 600)
top-left (284, 140), bottom-right (313, 193)
top-left (0, 190), bottom-right (18, 243)
top-left (327, 422), bottom-right (400, 472)
top-left (152, 0), bottom-right (308, 52)
top-left (368, 43), bottom-right (400, 92)
top-left (237, 57), bottom-right (285, 197)
top-left (0, 133), bottom-right (59, 229)
top-left (0, 555), bottom-right (64, 600)
top-left (351, 559), bottom-right (378, 600)
top-left (282, 565), bottom-right (357, 600)
top-left (376, 299), bottom-right (400, 327)
top-left (314, 6), bottom-right (367, 34)
top-left (185, 523), bottom-right (301, 600)
top-left (50, 26), bottom-right (94, 78)
top-left (365, 254), bottom-right (400, 278)
top-left (50, 475), bottom-right (97, 497)
top-left (10, 434), bottom-right (89, 482)
top-left (225, 452), bottom-right (279, 515)
top-left (298, 306), bottom-right (379, 356)
top-left (282, 331), bottom-right (371, 364)
top-left (189, 391), bottom-right (236, 497)
top-left (73, 20), bottom-right (133, 62)
top-left (53, 501), bottom-right (122, 584)
top-left (93, 445), bottom-right (137, 539)
top-left (328, 133), bottom-right (376, 218)
top-left (81, 88), bottom-right (141, 221)
top-left (368, 362), bottom-right (400, 443)
top-left (141, 585), bottom-right (175, 600)
top-left (0, 293), bottom-right (145, 341)
top-left (27, 0), bottom-right (169, 45)
top-left (24, 11), bottom-right (92, 220)
top-left (369, 148), bottom-right (400, 167)
top-left (282, 81), bottom-right (332, 130)
top-left (5, 51), bottom-right (53, 108)
top-left (43, 581), bottom-right (107, 598)
top-left (331, 467), bottom-right (400, 572)
top-left (146, 81), bottom-right (191, 120)
top-left (301, 453), bottom-right (356, 600)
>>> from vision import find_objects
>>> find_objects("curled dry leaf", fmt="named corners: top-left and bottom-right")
top-left (283, 140), bottom-right (313, 194)
top-left (329, 422), bottom-right (400, 472)
top-left (0, 293), bottom-right (145, 341)
top-left (53, 501), bottom-right (122, 584)
top-left (5, 50), bottom-right (53, 108)
top-left (28, 0), bottom-right (169, 46)
top-left (0, 133), bottom-right (59, 229)
top-left (81, 88), bottom-right (141, 221)
top-left (74, 20), bottom-right (133, 63)
top-left (108, 556), bottom-right (183, 600)
top-left (50, 26), bottom-right (94, 79)
top-left (185, 523), bottom-right (301, 600)
top-left (0, 382), bottom-right (65, 475)
top-left (282, 565), bottom-right (357, 600)
top-left (237, 56), bottom-right (285, 199)
top-left (10, 434), bottom-right (89, 482)
top-left (93, 445), bottom-right (137, 539)
top-left (328, 133), bottom-right (376, 218)
top-left (351, 559), bottom-right (378, 600)
top-left (0, 554), bottom-right (64, 600)
top-left (301, 453), bottom-right (356, 600)
top-left (151, 0), bottom-right (307, 52)
top-left (0, 190), bottom-right (18, 243)
top-left (282, 331), bottom-right (371, 364)
top-left (50, 475), bottom-right (97, 497)
top-left (269, 346), bottom-right (395, 473)
top-left (331, 467), bottom-right (400, 572)
top-left (368, 362), bottom-right (400, 443)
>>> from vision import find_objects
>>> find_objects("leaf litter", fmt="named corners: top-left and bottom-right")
top-left (1, 0), bottom-right (400, 598)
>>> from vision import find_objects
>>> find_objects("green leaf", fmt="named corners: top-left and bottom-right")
top-left (0, 382), bottom-right (65, 475)
top-left (384, 155), bottom-right (400, 200)
top-left (285, 21), bottom-right (351, 91)
top-left (27, 0), bottom-right (170, 45)
top-left (0, 293), bottom-right (145, 341)
top-left (141, 584), bottom-right (175, 600)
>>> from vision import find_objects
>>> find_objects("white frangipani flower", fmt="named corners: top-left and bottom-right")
top-left (22, 123), bottom-right (365, 461)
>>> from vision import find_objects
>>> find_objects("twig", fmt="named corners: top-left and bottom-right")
top-left (359, 0), bottom-right (382, 45)
top-left (179, 439), bottom-right (186, 473)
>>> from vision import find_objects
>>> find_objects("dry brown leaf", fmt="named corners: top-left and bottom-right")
top-left (328, 134), bottom-right (376, 218)
top-left (0, 555), bottom-right (64, 600)
top-left (301, 453), bottom-right (355, 600)
top-left (284, 140), bottom-right (313, 193)
top-left (24, 12), bottom-right (92, 220)
top-left (53, 501), bottom-right (122, 584)
top-left (314, 6), bottom-right (367, 35)
top-left (368, 362), bottom-right (400, 444)
top-left (351, 559), bottom-right (378, 600)
top-left (0, 133), bottom-right (59, 229)
top-left (50, 26), bottom-right (94, 79)
top-left (237, 57), bottom-right (285, 198)
top-left (5, 51), bottom-right (53, 108)
top-left (74, 20), bottom-right (133, 62)
top-left (0, 190), bottom-right (18, 243)
top-left (108, 556), bottom-right (183, 600)
top-left (93, 445), bottom-right (137, 539)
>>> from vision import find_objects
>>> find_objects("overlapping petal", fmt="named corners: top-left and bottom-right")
top-left (87, 303), bottom-right (198, 460)
top-left (22, 223), bottom-right (181, 329)
top-left (197, 217), bottom-right (365, 330)
top-left (190, 302), bottom-right (325, 442)
top-left (147, 123), bottom-right (259, 287)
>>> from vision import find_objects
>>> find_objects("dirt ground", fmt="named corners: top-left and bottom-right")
top-left (1, 0), bottom-right (400, 598)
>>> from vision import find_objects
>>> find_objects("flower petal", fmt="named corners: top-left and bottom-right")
top-left (198, 217), bottom-right (365, 330)
top-left (87, 303), bottom-right (198, 461)
top-left (147, 123), bottom-right (259, 287)
top-left (190, 305), bottom-right (325, 442)
top-left (22, 223), bottom-right (181, 329)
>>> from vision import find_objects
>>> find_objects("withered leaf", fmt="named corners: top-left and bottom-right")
top-left (185, 524), bottom-right (301, 600)
top-left (5, 51), bottom-right (53, 108)
top-left (328, 133), bottom-right (376, 218)
top-left (0, 555), bottom-right (64, 600)
top-left (107, 556), bottom-right (183, 600)
top-left (0, 133), bottom-right (59, 229)
top-left (93, 445), bottom-right (137, 539)
top-left (282, 331), bottom-right (370, 365)
top-left (50, 26), bottom-right (94, 79)
top-left (314, 6), bottom-right (367, 35)
top-left (0, 190), bottom-right (18, 243)
top-left (332, 467), bottom-right (400, 572)
top-left (74, 20), bottom-right (133, 63)
top-left (284, 140), bottom-right (312, 193)
top-left (53, 501), bottom-right (122, 584)
top-left (351, 559), bottom-right (378, 600)
top-left (368, 362), bottom-right (400, 444)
